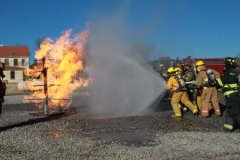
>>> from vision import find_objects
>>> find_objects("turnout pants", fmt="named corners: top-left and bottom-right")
top-left (171, 91), bottom-right (198, 116)
top-left (223, 92), bottom-right (240, 131)
top-left (201, 87), bottom-right (221, 117)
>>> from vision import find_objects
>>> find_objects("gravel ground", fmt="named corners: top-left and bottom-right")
top-left (0, 95), bottom-right (240, 160)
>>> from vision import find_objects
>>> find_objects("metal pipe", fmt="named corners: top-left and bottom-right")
top-left (42, 57), bottom-right (48, 115)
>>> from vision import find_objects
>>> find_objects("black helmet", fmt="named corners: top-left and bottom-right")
top-left (224, 57), bottom-right (237, 68)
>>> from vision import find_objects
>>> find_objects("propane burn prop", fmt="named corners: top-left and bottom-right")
top-left (23, 29), bottom-right (89, 114)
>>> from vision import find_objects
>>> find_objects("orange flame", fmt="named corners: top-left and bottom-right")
top-left (24, 29), bottom-right (89, 108)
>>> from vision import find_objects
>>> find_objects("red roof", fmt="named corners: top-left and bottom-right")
top-left (0, 46), bottom-right (29, 57)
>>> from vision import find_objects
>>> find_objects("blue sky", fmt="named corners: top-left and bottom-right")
top-left (1, 0), bottom-right (240, 64)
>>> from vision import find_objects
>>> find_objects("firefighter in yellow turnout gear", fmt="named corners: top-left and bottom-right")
top-left (195, 60), bottom-right (221, 117)
top-left (180, 62), bottom-right (200, 111)
top-left (166, 67), bottom-right (198, 119)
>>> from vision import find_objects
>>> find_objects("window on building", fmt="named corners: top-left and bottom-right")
top-left (4, 59), bottom-right (9, 66)
top-left (22, 59), bottom-right (26, 66)
top-left (10, 71), bottom-right (15, 79)
top-left (23, 71), bottom-right (26, 81)
top-left (14, 59), bottom-right (18, 66)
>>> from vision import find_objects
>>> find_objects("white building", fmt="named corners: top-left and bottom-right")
top-left (0, 46), bottom-right (29, 83)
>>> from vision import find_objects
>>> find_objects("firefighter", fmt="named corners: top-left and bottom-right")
top-left (166, 67), bottom-right (198, 120)
top-left (175, 66), bottom-right (188, 112)
top-left (181, 63), bottom-right (196, 104)
top-left (0, 62), bottom-right (6, 115)
top-left (195, 60), bottom-right (221, 117)
top-left (219, 57), bottom-right (240, 131)
top-left (192, 64), bottom-right (203, 110)
top-left (159, 64), bottom-right (168, 81)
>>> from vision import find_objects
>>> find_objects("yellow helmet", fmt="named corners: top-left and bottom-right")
top-left (167, 67), bottom-right (175, 73)
top-left (196, 60), bottom-right (205, 66)
top-left (174, 67), bottom-right (181, 72)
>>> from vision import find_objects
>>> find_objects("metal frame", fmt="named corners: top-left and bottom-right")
top-left (27, 57), bottom-right (70, 115)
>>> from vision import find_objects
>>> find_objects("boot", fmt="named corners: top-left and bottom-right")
top-left (172, 114), bottom-right (182, 121)
top-left (192, 108), bottom-right (198, 116)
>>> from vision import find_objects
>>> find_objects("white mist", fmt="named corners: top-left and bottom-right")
top-left (87, 12), bottom-right (166, 118)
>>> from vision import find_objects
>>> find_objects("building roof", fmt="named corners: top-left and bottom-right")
top-left (0, 46), bottom-right (29, 57)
